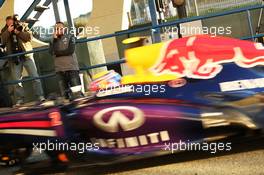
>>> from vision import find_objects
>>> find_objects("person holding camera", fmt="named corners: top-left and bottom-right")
top-left (1, 15), bottom-right (45, 105)
top-left (49, 21), bottom-right (83, 101)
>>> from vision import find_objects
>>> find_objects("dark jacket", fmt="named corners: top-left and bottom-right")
top-left (49, 34), bottom-right (79, 72)
top-left (49, 34), bottom-right (76, 57)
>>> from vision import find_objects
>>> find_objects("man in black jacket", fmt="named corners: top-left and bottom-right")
top-left (49, 22), bottom-right (83, 100)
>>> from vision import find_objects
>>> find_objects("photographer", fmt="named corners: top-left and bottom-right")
top-left (49, 22), bottom-right (83, 101)
top-left (1, 15), bottom-right (45, 106)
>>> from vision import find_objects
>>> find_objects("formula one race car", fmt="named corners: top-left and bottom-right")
top-left (0, 35), bottom-right (264, 174)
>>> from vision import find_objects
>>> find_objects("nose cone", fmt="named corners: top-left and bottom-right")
top-left (122, 38), bottom-right (178, 84)
top-left (122, 37), bottom-right (147, 48)
top-left (124, 42), bottom-right (164, 70)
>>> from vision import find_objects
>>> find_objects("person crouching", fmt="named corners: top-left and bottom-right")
top-left (49, 22), bottom-right (83, 101)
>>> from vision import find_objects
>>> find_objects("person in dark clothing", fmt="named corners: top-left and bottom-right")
top-left (49, 22), bottom-right (83, 100)
top-left (0, 80), bottom-right (12, 107)
top-left (0, 43), bottom-right (12, 107)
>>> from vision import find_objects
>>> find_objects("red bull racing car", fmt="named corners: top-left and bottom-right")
top-left (0, 35), bottom-right (264, 174)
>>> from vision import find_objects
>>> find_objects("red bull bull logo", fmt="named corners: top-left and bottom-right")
top-left (150, 35), bottom-right (264, 79)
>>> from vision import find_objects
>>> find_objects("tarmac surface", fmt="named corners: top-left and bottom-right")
top-left (0, 137), bottom-right (263, 175)
top-left (107, 149), bottom-right (264, 175)
top-left (68, 136), bottom-right (264, 175)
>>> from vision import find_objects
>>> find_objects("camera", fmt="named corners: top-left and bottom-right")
top-left (12, 15), bottom-right (23, 32)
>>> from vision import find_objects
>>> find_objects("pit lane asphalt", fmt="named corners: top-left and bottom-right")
top-left (68, 136), bottom-right (264, 175)
top-left (106, 150), bottom-right (264, 175)
top-left (1, 136), bottom-right (264, 175)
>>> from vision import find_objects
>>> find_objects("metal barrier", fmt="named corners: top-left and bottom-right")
top-left (1, 4), bottom-right (264, 86)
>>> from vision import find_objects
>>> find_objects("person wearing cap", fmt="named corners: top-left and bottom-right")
top-left (1, 15), bottom-right (45, 106)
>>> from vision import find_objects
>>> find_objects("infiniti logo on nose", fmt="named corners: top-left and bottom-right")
top-left (93, 106), bottom-right (145, 133)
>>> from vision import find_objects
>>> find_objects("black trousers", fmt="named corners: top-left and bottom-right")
top-left (0, 77), bottom-right (13, 107)
top-left (0, 86), bottom-right (12, 107)
top-left (56, 70), bottom-right (82, 99)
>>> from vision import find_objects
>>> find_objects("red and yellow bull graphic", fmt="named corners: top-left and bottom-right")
top-left (122, 35), bottom-right (264, 84)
